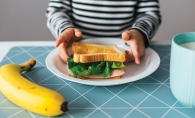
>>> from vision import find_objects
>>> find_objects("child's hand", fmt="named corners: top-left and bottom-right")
top-left (56, 28), bottom-right (82, 63)
top-left (122, 29), bottom-right (145, 64)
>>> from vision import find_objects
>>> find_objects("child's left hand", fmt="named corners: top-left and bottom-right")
top-left (122, 29), bottom-right (145, 64)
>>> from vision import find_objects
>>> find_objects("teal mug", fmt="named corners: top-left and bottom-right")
top-left (170, 32), bottom-right (195, 107)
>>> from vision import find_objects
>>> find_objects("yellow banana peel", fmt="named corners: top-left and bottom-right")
top-left (0, 58), bottom-right (68, 116)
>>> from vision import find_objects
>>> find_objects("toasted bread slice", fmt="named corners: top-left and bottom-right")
top-left (72, 42), bottom-right (126, 63)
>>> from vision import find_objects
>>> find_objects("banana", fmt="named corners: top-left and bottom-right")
top-left (0, 58), bottom-right (68, 116)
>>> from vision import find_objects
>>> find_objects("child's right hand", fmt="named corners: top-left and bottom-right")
top-left (55, 28), bottom-right (82, 63)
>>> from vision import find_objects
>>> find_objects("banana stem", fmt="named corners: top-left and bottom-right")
top-left (20, 58), bottom-right (36, 72)
top-left (61, 101), bottom-right (68, 112)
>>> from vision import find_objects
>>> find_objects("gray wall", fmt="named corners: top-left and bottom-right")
top-left (0, 0), bottom-right (53, 41)
top-left (0, 0), bottom-right (195, 44)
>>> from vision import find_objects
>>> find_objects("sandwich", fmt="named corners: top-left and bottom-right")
top-left (67, 42), bottom-right (126, 79)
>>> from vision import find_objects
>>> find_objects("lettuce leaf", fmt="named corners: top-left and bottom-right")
top-left (111, 61), bottom-right (125, 68)
top-left (67, 58), bottom-right (125, 77)
top-left (91, 62), bottom-right (112, 77)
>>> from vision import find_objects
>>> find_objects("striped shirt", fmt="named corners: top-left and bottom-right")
top-left (46, 0), bottom-right (161, 46)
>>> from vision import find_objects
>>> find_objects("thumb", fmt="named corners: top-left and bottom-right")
top-left (122, 31), bottom-right (132, 42)
top-left (74, 29), bottom-right (82, 40)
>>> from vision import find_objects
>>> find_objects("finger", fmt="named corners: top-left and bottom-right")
top-left (125, 50), bottom-right (129, 54)
top-left (125, 50), bottom-right (134, 62)
top-left (134, 52), bottom-right (140, 64)
top-left (130, 43), bottom-right (140, 64)
top-left (74, 29), bottom-right (82, 39)
top-left (56, 35), bottom-right (66, 47)
top-left (66, 29), bottom-right (82, 48)
top-left (62, 42), bottom-right (70, 59)
top-left (56, 28), bottom-right (73, 47)
top-left (55, 39), bottom-right (60, 47)
top-left (122, 31), bottom-right (132, 42)
top-left (122, 31), bottom-right (136, 63)
top-left (58, 42), bottom-right (70, 63)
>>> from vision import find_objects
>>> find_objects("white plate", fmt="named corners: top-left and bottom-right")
top-left (45, 38), bottom-right (160, 86)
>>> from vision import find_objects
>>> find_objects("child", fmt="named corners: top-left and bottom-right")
top-left (46, 0), bottom-right (161, 64)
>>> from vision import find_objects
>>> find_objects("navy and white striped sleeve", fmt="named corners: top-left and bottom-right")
top-left (46, 0), bottom-right (74, 39)
top-left (131, 0), bottom-right (161, 46)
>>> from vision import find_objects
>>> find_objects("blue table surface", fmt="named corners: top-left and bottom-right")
top-left (0, 45), bottom-right (195, 118)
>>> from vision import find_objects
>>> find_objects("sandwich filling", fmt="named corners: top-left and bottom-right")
top-left (67, 58), bottom-right (125, 77)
